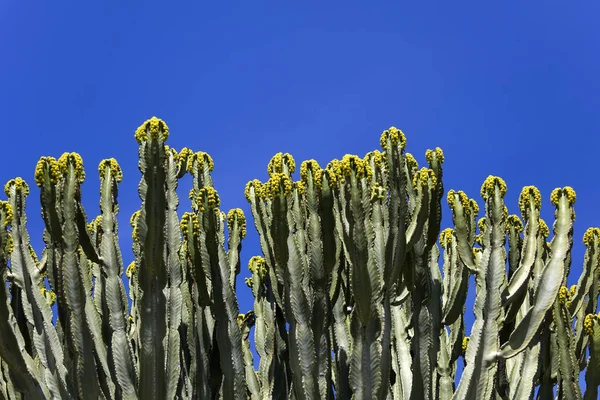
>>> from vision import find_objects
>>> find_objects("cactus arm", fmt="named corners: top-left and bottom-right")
top-left (503, 189), bottom-right (541, 305)
top-left (447, 191), bottom-right (478, 274)
top-left (553, 288), bottom-right (582, 400)
top-left (500, 187), bottom-right (576, 359)
top-left (441, 229), bottom-right (469, 326)
top-left (6, 180), bottom-right (70, 398)
top-left (508, 338), bottom-right (541, 400)
top-left (391, 304), bottom-right (413, 400)
top-left (583, 316), bottom-right (600, 400)
top-left (453, 177), bottom-right (507, 400)
top-left (57, 155), bottom-right (104, 398)
top-left (164, 149), bottom-right (184, 400)
top-left (135, 119), bottom-right (169, 400)
top-left (97, 159), bottom-right (138, 398)
top-left (238, 311), bottom-right (260, 399)
top-left (0, 201), bottom-right (47, 399)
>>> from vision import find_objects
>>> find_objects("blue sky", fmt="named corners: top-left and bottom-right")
top-left (2, 0), bottom-right (600, 382)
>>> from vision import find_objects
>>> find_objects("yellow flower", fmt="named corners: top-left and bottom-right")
top-left (227, 208), bottom-right (247, 239)
top-left (34, 157), bottom-right (61, 187)
top-left (462, 337), bottom-right (469, 353)
top-left (248, 256), bottom-right (267, 279)
top-left (98, 158), bottom-right (123, 183)
top-left (126, 262), bottom-right (136, 279)
top-left (425, 147), bottom-right (445, 164)
top-left (412, 167), bottom-right (437, 188)
top-left (340, 154), bottom-right (373, 182)
top-left (58, 152), bottom-right (85, 184)
top-left (518, 186), bottom-right (541, 218)
top-left (267, 152), bottom-right (296, 176)
top-left (244, 179), bottom-right (263, 203)
top-left (197, 187), bottom-right (220, 213)
top-left (550, 187), bottom-right (576, 207)
top-left (300, 160), bottom-right (323, 189)
top-left (180, 212), bottom-right (200, 239)
top-left (0, 201), bottom-right (13, 227)
top-left (380, 126), bottom-right (407, 150)
top-left (480, 176), bottom-right (507, 200)
top-left (405, 153), bottom-right (418, 171)
top-left (584, 314), bottom-right (596, 336)
top-left (447, 190), bottom-right (469, 211)
top-left (439, 228), bottom-right (454, 249)
top-left (262, 173), bottom-right (292, 199)
top-left (187, 151), bottom-right (215, 173)
top-left (506, 215), bottom-right (523, 233)
top-left (4, 177), bottom-right (30, 197)
top-left (539, 219), bottom-right (550, 238)
top-left (134, 116), bottom-right (169, 143)
top-left (583, 227), bottom-right (600, 247)
top-left (558, 286), bottom-right (570, 305)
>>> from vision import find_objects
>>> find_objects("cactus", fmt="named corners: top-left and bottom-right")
top-left (0, 118), bottom-right (599, 399)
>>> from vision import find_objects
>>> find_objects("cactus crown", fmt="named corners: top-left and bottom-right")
top-left (447, 190), bottom-right (469, 211)
top-left (380, 126), bottom-right (407, 150)
top-left (440, 228), bottom-right (454, 249)
top-left (583, 227), bottom-right (600, 247)
top-left (405, 152), bottom-right (418, 171)
top-left (187, 151), bottom-right (215, 173)
top-left (267, 152), bottom-right (296, 176)
top-left (300, 160), bottom-right (323, 189)
top-left (34, 156), bottom-right (61, 187)
top-left (550, 186), bottom-right (576, 206)
top-left (518, 186), bottom-right (541, 218)
top-left (58, 152), bottom-right (85, 183)
top-left (197, 187), bottom-right (220, 212)
top-left (480, 175), bottom-right (507, 199)
top-left (227, 208), bottom-right (247, 239)
top-left (4, 177), bottom-right (30, 197)
top-left (506, 214), bottom-right (523, 233)
top-left (425, 147), bottom-right (445, 164)
top-left (262, 173), bottom-right (293, 199)
top-left (134, 116), bottom-right (169, 143)
top-left (98, 158), bottom-right (123, 183)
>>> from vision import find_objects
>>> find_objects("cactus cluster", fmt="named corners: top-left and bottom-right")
top-left (0, 117), bottom-right (598, 399)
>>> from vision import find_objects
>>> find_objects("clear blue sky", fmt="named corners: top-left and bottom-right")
top-left (2, 0), bottom-right (600, 378)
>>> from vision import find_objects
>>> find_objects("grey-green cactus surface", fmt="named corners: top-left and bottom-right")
top-left (0, 117), bottom-right (598, 399)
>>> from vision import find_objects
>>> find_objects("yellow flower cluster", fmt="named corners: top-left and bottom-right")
top-left (462, 336), bottom-right (469, 353)
top-left (178, 147), bottom-right (193, 167)
top-left (197, 187), bottom-right (220, 213)
top-left (134, 116), bottom-right (169, 144)
top-left (480, 176), bottom-right (507, 200)
top-left (518, 186), bottom-right (541, 217)
top-left (558, 286), bottom-right (571, 305)
top-left (584, 314), bottom-right (596, 336)
top-left (267, 152), bottom-right (296, 176)
top-left (322, 168), bottom-right (338, 188)
top-left (412, 167), bottom-right (437, 189)
top-left (180, 212), bottom-right (200, 239)
top-left (405, 153), bottom-right (418, 172)
top-left (506, 214), bottom-right (523, 233)
top-left (364, 150), bottom-right (385, 172)
top-left (550, 186), bottom-right (576, 207)
top-left (126, 261), bottom-right (136, 279)
top-left (130, 210), bottom-right (140, 241)
top-left (58, 152), bottom-right (85, 184)
top-left (34, 157), bottom-right (61, 188)
top-left (227, 208), bottom-right (247, 239)
top-left (583, 227), bottom-right (600, 247)
top-left (478, 217), bottom-right (487, 232)
top-left (28, 244), bottom-right (39, 265)
top-left (248, 256), bottom-right (267, 279)
top-left (475, 234), bottom-right (483, 246)
top-left (326, 159), bottom-right (344, 184)
top-left (262, 173), bottom-right (293, 200)
top-left (300, 160), bottom-right (323, 189)
top-left (439, 228), bottom-right (454, 249)
top-left (87, 216), bottom-right (103, 233)
top-left (539, 219), bottom-right (550, 238)
top-left (569, 285), bottom-right (577, 298)
top-left (4, 177), bottom-right (30, 198)
top-left (340, 155), bottom-right (373, 181)
top-left (472, 247), bottom-right (482, 256)
top-left (244, 179), bottom-right (262, 203)
top-left (447, 190), bottom-right (469, 211)
top-left (187, 151), bottom-right (215, 173)
top-left (98, 158), bottom-right (123, 183)
top-left (5, 235), bottom-right (14, 254)
top-left (40, 288), bottom-right (56, 307)
top-left (469, 199), bottom-right (480, 218)
top-left (0, 201), bottom-right (13, 227)
top-left (370, 184), bottom-right (387, 202)
top-left (425, 147), bottom-right (445, 164)
top-left (245, 277), bottom-right (253, 288)
top-left (380, 126), bottom-right (407, 150)
top-left (294, 181), bottom-right (306, 195)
